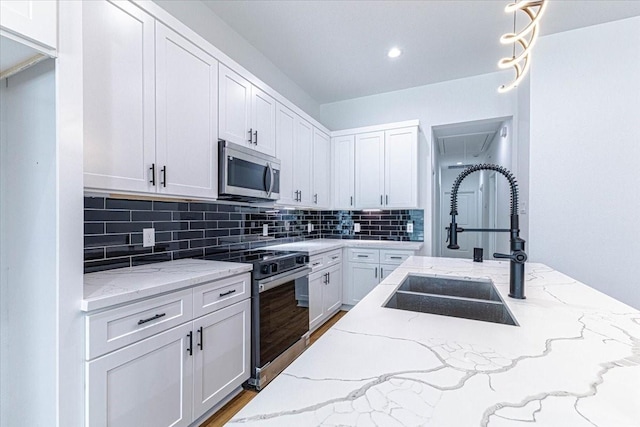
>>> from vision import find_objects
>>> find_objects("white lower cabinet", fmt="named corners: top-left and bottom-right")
top-left (193, 300), bottom-right (250, 420)
top-left (85, 280), bottom-right (251, 427)
top-left (86, 322), bottom-right (193, 427)
top-left (343, 248), bottom-right (415, 306)
top-left (308, 250), bottom-right (343, 331)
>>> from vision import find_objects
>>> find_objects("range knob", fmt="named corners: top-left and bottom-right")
top-left (270, 263), bottom-right (278, 273)
top-left (260, 264), bottom-right (271, 274)
top-left (295, 255), bottom-right (308, 265)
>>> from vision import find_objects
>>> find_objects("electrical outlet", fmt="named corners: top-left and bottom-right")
top-left (263, 224), bottom-right (269, 236)
top-left (307, 222), bottom-right (313, 232)
top-left (407, 222), bottom-right (414, 233)
top-left (354, 223), bottom-right (361, 233)
top-left (143, 228), bottom-right (155, 248)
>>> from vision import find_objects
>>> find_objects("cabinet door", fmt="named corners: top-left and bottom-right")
top-left (355, 131), bottom-right (385, 209)
top-left (324, 265), bottom-right (342, 315)
top-left (0, 0), bottom-right (57, 50)
top-left (295, 116), bottom-right (314, 205)
top-left (308, 271), bottom-right (325, 331)
top-left (192, 299), bottom-right (251, 420)
top-left (380, 264), bottom-right (396, 280)
top-left (251, 86), bottom-right (276, 156)
top-left (385, 127), bottom-right (418, 208)
top-left (83, 0), bottom-right (156, 193)
top-left (86, 323), bottom-right (193, 427)
top-left (332, 135), bottom-right (355, 210)
top-left (275, 102), bottom-right (296, 205)
top-left (312, 128), bottom-right (331, 208)
top-left (219, 64), bottom-right (251, 146)
top-left (156, 23), bottom-right (218, 199)
top-left (346, 262), bottom-right (380, 305)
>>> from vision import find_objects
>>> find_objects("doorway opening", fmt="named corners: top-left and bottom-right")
top-left (432, 117), bottom-right (513, 260)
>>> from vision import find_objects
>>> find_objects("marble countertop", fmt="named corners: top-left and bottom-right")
top-left (261, 239), bottom-right (424, 255)
top-left (82, 259), bottom-right (252, 312)
top-left (230, 256), bottom-right (640, 426)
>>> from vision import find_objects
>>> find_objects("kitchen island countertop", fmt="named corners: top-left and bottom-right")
top-left (230, 256), bottom-right (640, 426)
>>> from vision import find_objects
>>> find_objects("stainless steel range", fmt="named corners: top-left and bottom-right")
top-left (241, 250), bottom-right (310, 390)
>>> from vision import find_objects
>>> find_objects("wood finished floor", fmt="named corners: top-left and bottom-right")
top-left (200, 310), bottom-right (348, 427)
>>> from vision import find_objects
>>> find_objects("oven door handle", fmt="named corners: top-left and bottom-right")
top-left (258, 266), bottom-right (311, 293)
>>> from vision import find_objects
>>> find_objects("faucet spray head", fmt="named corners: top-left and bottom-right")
top-left (447, 221), bottom-right (460, 250)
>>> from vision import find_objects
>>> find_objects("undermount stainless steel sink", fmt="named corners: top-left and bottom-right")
top-left (384, 275), bottom-right (518, 326)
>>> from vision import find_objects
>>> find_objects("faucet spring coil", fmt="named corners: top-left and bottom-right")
top-left (449, 164), bottom-right (519, 216)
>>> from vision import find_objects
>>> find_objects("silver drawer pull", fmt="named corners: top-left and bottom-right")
top-left (331, 256), bottom-right (339, 260)
top-left (357, 255), bottom-right (369, 258)
top-left (219, 289), bottom-right (237, 297)
top-left (312, 262), bottom-right (322, 266)
top-left (390, 256), bottom-right (402, 260)
top-left (138, 313), bottom-right (166, 325)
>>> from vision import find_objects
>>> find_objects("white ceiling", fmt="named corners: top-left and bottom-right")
top-left (202, 0), bottom-right (640, 104)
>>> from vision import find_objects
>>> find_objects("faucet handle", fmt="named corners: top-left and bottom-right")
top-left (493, 251), bottom-right (527, 264)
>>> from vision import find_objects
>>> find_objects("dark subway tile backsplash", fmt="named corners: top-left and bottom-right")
top-left (83, 196), bottom-right (424, 273)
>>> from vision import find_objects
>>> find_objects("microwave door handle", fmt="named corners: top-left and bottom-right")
top-left (266, 163), bottom-right (274, 197)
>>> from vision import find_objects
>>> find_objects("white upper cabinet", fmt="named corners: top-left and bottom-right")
top-left (84, 2), bottom-right (219, 199)
top-left (295, 116), bottom-right (314, 205)
top-left (251, 86), bottom-right (277, 156)
top-left (355, 131), bottom-right (385, 208)
top-left (275, 102), bottom-right (315, 206)
top-left (312, 128), bottom-right (331, 208)
top-left (218, 64), bottom-right (251, 146)
top-left (345, 123), bottom-right (419, 210)
top-left (276, 102), bottom-right (296, 205)
top-left (384, 126), bottom-right (418, 208)
top-left (0, 0), bottom-right (57, 51)
top-left (155, 23), bottom-right (218, 199)
top-left (332, 135), bottom-right (355, 210)
top-left (219, 64), bottom-right (276, 156)
top-left (83, 0), bottom-right (156, 194)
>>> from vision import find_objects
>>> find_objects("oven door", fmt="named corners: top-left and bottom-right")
top-left (219, 141), bottom-right (280, 201)
top-left (253, 266), bottom-right (310, 373)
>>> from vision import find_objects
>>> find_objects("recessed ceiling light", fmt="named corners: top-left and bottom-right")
top-left (387, 47), bottom-right (402, 59)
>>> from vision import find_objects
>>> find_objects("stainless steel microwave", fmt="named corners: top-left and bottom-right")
top-left (218, 140), bottom-right (281, 202)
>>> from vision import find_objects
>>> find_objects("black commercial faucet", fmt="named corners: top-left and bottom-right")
top-left (446, 164), bottom-right (527, 299)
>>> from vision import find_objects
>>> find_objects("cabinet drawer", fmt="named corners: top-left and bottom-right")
top-left (86, 288), bottom-right (193, 360)
top-left (193, 273), bottom-right (250, 318)
top-left (309, 254), bottom-right (325, 272)
top-left (380, 249), bottom-right (414, 265)
top-left (323, 249), bottom-right (342, 267)
top-left (347, 248), bottom-right (380, 263)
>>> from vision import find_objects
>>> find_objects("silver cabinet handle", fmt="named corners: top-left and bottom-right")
top-left (314, 194), bottom-right (318, 204)
top-left (253, 130), bottom-right (258, 144)
top-left (381, 267), bottom-right (384, 277)
top-left (390, 256), bottom-right (402, 260)
top-left (197, 326), bottom-right (203, 350)
top-left (357, 254), bottom-right (368, 258)
top-left (327, 272), bottom-right (330, 284)
top-left (374, 267), bottom-right (378, 278)
top-left (248, 128), bottom-right (253, 144)
top-left (380, 195), bottom-right (383, 205)
top-left (161, 166), bottom-right (167, 187)
top-left (350, 196), bottom-right (353, 206)
top-left (386, 195), bottom-right (388, 205)
top-left (219, 289), bottom-right (236, 297)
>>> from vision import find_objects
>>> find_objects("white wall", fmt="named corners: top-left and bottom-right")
top-left (153, 0), bottom-right (321, 121)
top-left (529, 16), bottom-right (640, 309)
top-left (482, 119), bottom-right (513, 256)
top-left (0, 60), bottom-right (58, 426)
top-left (319, 71), bottom-right (518, 255)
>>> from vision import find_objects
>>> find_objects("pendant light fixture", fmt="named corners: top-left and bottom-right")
top-left (498, 0), bottom-right (547, 93)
